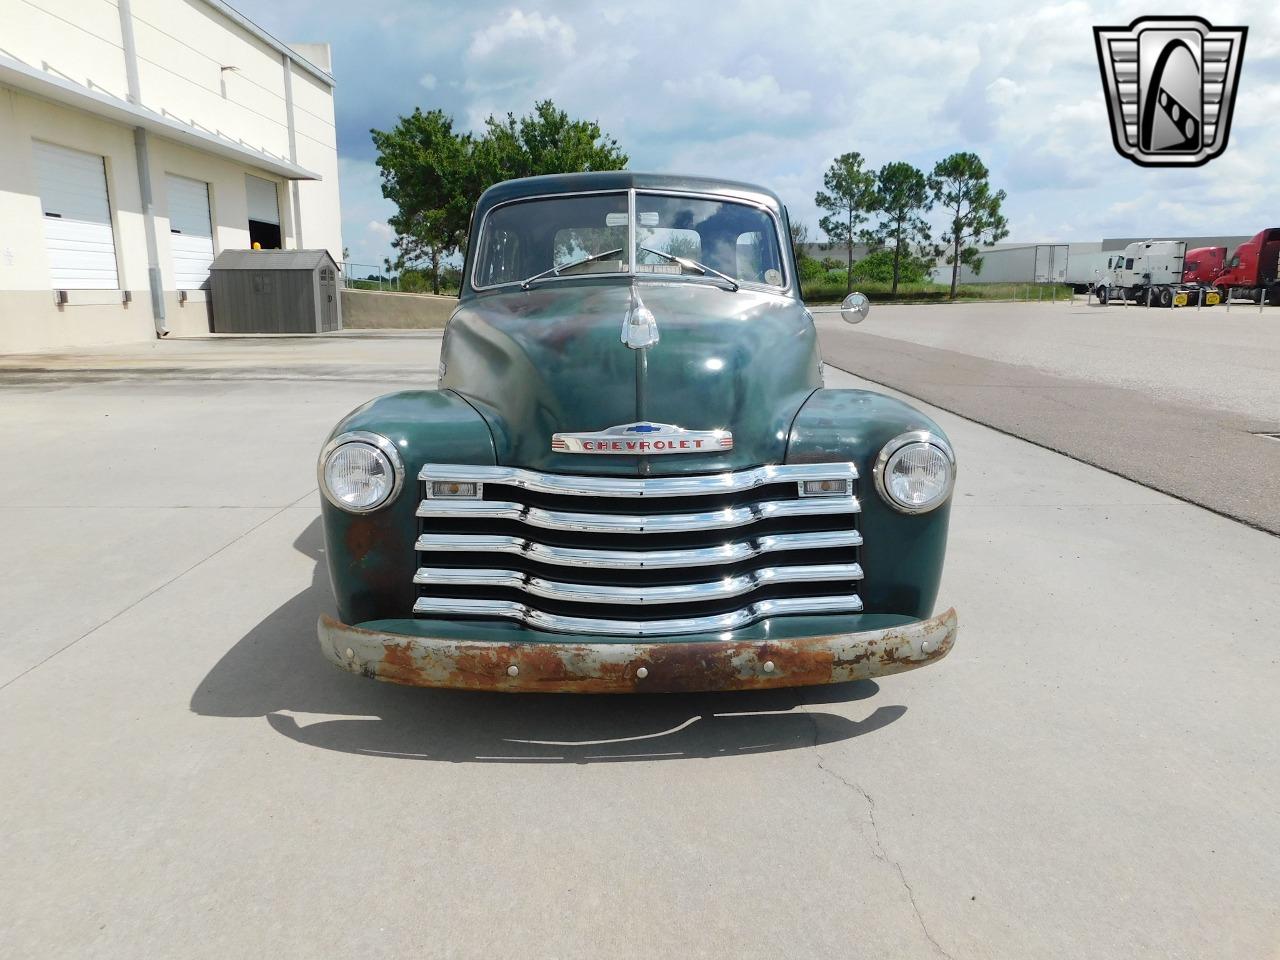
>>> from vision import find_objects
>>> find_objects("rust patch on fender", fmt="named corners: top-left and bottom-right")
top-left (344, 519), bottom-right (381, 564)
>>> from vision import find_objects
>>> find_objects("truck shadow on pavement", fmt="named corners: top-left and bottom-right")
top-left (190, 518), bottom-right (906, 763)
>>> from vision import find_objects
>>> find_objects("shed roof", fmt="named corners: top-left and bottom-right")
top-left (211, 249), bottom-right (337, 271)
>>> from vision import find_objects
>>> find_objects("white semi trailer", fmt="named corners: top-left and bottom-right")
top-left (1065, 251), bottom-right (1113, 292)
top-left (1094, 240), bottom-right (1219, 307)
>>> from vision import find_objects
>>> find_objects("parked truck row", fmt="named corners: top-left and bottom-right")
top-left (1073, 228), bottom-right (1280, 308)
top-left (1199, 228), bottom-right (1280, 305)
top-left (1091, 240), bottom-right (1218, 307)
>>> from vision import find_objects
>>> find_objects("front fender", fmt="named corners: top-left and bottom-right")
top-left (786, 389), bottom-right (953, 619)
top-left (320, 390), bottom-right (496, 625)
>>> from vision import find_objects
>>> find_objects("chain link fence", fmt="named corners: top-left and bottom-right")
top-left (338, 262), bottom-right (400, 292)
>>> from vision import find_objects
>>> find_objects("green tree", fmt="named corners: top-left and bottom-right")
top-left (474, 100), bottom-right (626, 183)
top-left (371, 100), bottom-right (628, 292)
top-left (370, 108), bottom-right (476, 291)
top-left (869, 162), bottom-right (933, 296)
top-left (815, 152), bottom-right (878, 294)
top-left (788, 218), bottom-right (822, 291)
top-left (789, 218), bottom-right (808, 246)
top-left (391, 223), bottom-right (448, 294)
top-left (930, 152), bottom-right (1009, 299)
top-left (850, 247), bottom-right (930, 286)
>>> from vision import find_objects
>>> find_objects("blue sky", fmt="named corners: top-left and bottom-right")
top-left (240, 0), bottom-right (1280, 267)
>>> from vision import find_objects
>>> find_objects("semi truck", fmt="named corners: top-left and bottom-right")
top-left (1183, 246), bottom-right (1227, 285)
top-left (1095, 240), bottom-right (1219, 307)
top-left (1212, 228), bottom-right (1280, 304)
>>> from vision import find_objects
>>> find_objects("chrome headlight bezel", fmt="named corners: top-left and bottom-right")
top-left (873, 430), bottom-right (956, 515)
top-left (318, 431), bottom-right (405, 514)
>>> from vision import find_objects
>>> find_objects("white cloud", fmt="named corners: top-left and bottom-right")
top-left (985, 77), bottom-right (1020, 106)
top-left (666, 73), bottom-right (811, 118)
top-left (245, 0), bottom-right (1280, 257)
top-left (467, 9), bottom-right (574, 69)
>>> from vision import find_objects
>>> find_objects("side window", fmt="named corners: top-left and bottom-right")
top-left (736, 232), bottom-right (764, 282)
top-left (1125, 258), bottom-right (1134, 270)
top-left (478, 229), bottom-right (522, 286)
top-left (735, 230), bottom-right (782, 285)
top-left (1230, 256), bottom-right (1240, 267)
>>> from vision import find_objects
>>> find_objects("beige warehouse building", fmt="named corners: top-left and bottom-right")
top-left (0, 0), bottom-right (342, 353)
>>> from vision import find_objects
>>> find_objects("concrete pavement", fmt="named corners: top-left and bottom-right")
top-left (813, 302), bottom-right (1280, 534)
top-left (811, 299), bottom-right (1280, 420)
top-left (2, 335), bottom-right (1278, 959)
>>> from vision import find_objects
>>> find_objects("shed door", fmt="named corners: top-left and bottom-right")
top-left (319, 265), bottom-right (339, 331)
top-left (166, 174), bottom-right (214, 289)
top-left (33, 141), bottom-right (119, 289)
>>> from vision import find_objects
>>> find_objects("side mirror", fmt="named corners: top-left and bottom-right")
top-left (840, 292), bottom-right (870, 324)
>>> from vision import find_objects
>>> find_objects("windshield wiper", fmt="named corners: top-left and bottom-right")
top-left (520, 248), bottom-right (624, 290)
top-left (638, 246), bottom-right (739, 291)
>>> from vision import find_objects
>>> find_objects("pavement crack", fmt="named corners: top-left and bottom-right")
top-left (799, 702), bottom-right (954, 960)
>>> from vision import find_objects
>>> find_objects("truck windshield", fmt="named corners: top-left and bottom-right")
top-left (473, 191), bottom-right (785, 290)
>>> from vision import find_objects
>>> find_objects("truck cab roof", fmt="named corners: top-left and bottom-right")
top-left (474, 171), bottom-right (787, 217)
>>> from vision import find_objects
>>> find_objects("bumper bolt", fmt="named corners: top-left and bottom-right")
top-left (921, 640), bottom-right (933, 654)
top-left (636, 666), bottom-right (649, 679)
top-left (344, 647), bottom-right (354, 659)
top-left (762, 660), bottom-right (775, 673)
top-left (506, 665), bottom-right (519, 677)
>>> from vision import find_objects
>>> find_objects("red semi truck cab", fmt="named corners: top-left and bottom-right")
top-left (1183, 246), bottom-right (1226, 285)
top-left (1215, 229), bottom-right (1280, 296)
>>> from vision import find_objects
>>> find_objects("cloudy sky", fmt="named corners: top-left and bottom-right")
top-left (240, 0), bottom-right (1280, 267)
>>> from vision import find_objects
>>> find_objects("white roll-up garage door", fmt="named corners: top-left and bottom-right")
top-left (245, 175), bottom-right (280, 225)
top-left (33, 141), bottom-right (120, 290)
top-left (166, 174), bottom-right (214, 290)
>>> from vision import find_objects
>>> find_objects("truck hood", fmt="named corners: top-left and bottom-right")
top-left (440, 280), bottom-right (820, 475)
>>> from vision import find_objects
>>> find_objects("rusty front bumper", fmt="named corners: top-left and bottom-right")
top-left (317, 608), bottom-right (958, 694)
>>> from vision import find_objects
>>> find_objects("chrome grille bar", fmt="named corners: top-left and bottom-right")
top-left (417, 495), bottom-right (859, 533)
top-left (411, 594), bottom-right (865, 637)
top-left (415, 529), bottom-right (863, 569)
top-left (420, 462), bottom-right (857, 498)
top-left (415, 562), bottom-right (863, 605)
top-left (414, 462), bottom-right (862, 636)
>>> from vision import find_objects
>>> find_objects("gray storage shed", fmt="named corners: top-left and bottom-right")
top-left (209, 249), bottom-right (342, 333)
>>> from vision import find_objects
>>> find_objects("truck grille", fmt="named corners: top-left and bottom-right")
top-left (414, 463), bottom-right (862, 637)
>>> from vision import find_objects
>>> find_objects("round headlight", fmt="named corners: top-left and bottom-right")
top-left (319, 432), bottom-right (403, 513)
top-left (874, 431), bottom-right (955, 514)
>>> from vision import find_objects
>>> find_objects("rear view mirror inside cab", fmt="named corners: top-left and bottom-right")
top-left (604, 212), bottom-right (660, 226)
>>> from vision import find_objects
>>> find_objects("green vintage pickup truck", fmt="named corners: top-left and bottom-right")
top-left (316, 172), bottom-right (957, 692)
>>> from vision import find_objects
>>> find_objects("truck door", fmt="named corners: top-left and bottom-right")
top-left (1034, 245), bottom-right (1050, 283)
top-left (1260, 240), bottom-right (1280, 286)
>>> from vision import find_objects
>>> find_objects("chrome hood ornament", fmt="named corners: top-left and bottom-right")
top-left (621, 287), bottom-right (659, 349)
